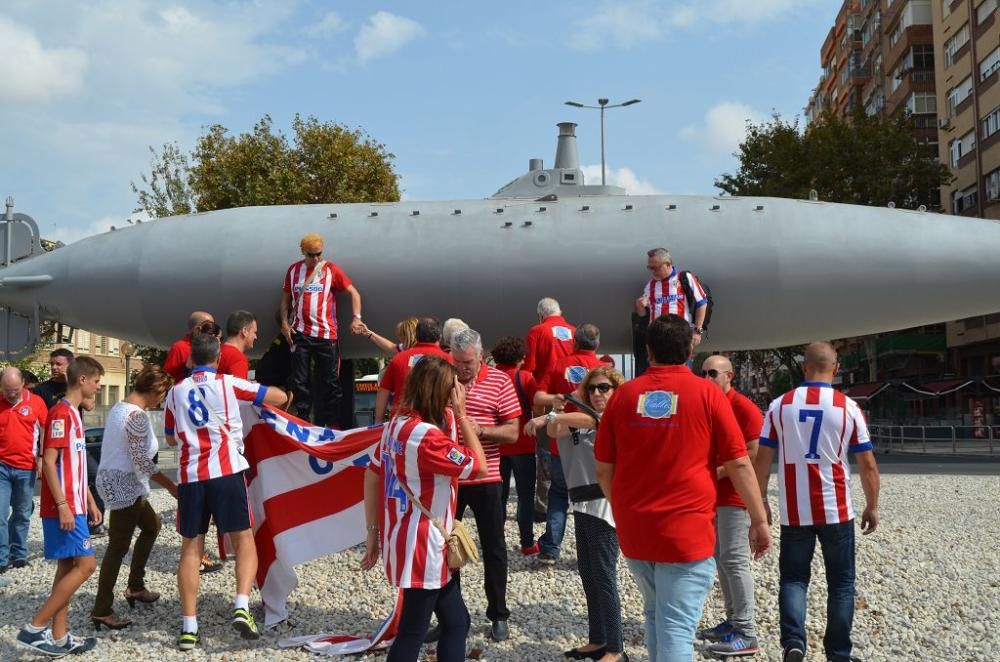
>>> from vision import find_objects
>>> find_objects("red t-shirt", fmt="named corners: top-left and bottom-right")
top-left (717, 388), bottom-right (764, 509)
top-left (0, 390), bottom-right (48, 470)
top-left (523, 315), bottom-right (574, 382)
top-left (379, 343), bottom-right (453, 409)
top-left (594, 364), bottom-right (747, 563)
top-left (539, 349), bottom-right (604, 455)
top-left (283, 260), bottom-right (352, 340)
top-left (163, 335), bottom-right (192, 382)
top-left (495, 364), bottom-right (538, 456)
top-left (458, 364), bottom-right (521, 485)
top-left (40, 400), bottom-right (88, 518)
top-left (218, 343), bottom-right (250, 379)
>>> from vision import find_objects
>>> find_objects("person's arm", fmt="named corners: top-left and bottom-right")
top-left (262, 386), bottom-right (288, 407)
top-left (360, 467), bottom-right (382, 571)
top-left (855, 450), bottom-right (880, 535)
top-left (363, 328), bottom-right (401, 355)
top-left (595, 461), bottom-right (615, 503)
top-left (722, 455), bottom-right (771, 559)
top-left (41, 447), bottom-right (75, 531)
top-left (150, 471), bottom-right (178, 498)
top-left (476, 417), bottom-right (519, 445)
top-left (279, 290), bottom-right (293, 345)
top-left (634, 295), bottom-right (649, 316)
top-left (345, 284), bottom-right (364, 335)
top-left (374, 388), bottom-right (391, 423)
top-left (125, 411), bottom-right (160, 478)
top-left (719, 437), bottom-right (759, 478)
top-left (452, 381), bottom-right (487, 476)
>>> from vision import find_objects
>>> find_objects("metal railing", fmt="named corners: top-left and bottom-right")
top-left (869, 424), bottom-right (998, 456)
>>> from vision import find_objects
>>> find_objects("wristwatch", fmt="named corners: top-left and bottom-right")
top-left (546, 410), bottom-right (558, 425)
top-left (353, 314), bottom-right (363, 320)
top-left (692, 326), bottom-right (705, 335)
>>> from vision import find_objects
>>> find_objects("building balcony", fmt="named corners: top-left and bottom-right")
top-left (877, 333), bottom-right (946, 356)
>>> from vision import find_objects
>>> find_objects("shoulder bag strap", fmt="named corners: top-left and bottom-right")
top-left (395, 470), bottom-right (450, 539)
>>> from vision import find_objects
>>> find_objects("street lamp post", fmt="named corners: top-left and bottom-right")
top-left (564, 97), bottom-right (641, 186)
top-left (121, 341), bottom-right (135, 394)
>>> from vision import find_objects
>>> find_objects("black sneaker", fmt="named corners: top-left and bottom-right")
top-left (0, 564), bottom-right (9, 574)
top-left (490, 620), bottom-right (510, 642)
top-left (783, 647), bottom-right (805, 662)
top-left (12, 559), bottom-right (29, 569)
top-left (424, 624), bottom-right (441, 643)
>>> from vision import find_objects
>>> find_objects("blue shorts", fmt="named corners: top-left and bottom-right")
top-left (177, 472), bottom-right (252, 539)
top-left (42, 515), bottom-right (94, 560)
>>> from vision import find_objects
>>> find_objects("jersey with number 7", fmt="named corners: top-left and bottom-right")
top-left (759, 382), bottom-right (873, 527)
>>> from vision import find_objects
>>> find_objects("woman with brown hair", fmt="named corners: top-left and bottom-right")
top-left (356, 316), bottom-right (418, 356)
top-left (525, 365), bottom-right (628, 662)
top-left (91, 365), bottom-right (178, 629)
top-left (361, 357), bottom-right (487, 662)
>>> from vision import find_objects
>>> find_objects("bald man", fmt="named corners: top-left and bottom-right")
top-left (754, 342), bottom-right (880, 662)
top-left (697, 355), bottom-right (764, 656)
top-left (164, 311), bottom-right (216, 383)
top-left (0, 367), bottom-right (48, 572)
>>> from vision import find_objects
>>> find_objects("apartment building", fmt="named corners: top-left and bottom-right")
top-left (33, 329), bottom-right (131, 407)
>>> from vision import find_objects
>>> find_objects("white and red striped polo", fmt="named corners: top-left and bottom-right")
top-left (165, 367), bottom-right (267, 484)
top-left (642, 267), bottom-right (707, 323)
top-left (39, 400), bottom-right (88, 518)
top-left (283, 260), bottom-right (352, 340)
top-left (760, 382), bottom-right (874, 527)
top-left (458, 364), bottom-right (521, 486)
top-left (371, 412), bottom-right (480, 589)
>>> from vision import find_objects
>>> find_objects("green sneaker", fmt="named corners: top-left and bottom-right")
top-left (176, 631), bottom-right (199, 651)
top-left (232, 607), bottom-right (260, 640)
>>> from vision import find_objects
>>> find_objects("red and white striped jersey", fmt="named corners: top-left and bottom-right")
top-left (370, 412), bottom-right (480, 589)
top-left (458, 364), bottom-right (521, 486)
top-left (165, 368), bottom-right (267, 484)
top-left (642, 267), bottom-right (707, 323)
top-left (283, 260), bottom-right (352, 340)
top-left (40, 400), bottom-right (88, 518)
top-left (760, 382), bottom-right (874, 527)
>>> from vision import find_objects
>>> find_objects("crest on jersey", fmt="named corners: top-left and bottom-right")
top-left (565, 365), bottom-right (588, 385)
top-left (82, 538), bottom-right (92, 550)
top-left (552, 326), bottom-right (572, 341)
top-left (447, 448), bottom-right (467, 466)
top-left (637, 391), bottom-right (678, 419)
top-left (18, 406), bottom-right (30, 416)
top-left (408, 354), bottom-right (426, 368)
top-left (50, 419), bottom-right (65, 438)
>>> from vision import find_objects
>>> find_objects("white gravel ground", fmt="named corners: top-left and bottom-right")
top-left (1, 473), bottom-right (998, 661)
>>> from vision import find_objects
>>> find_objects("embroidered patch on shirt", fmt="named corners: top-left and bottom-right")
top-left (18, 406), bottom-right (30, 416)
top-left (637, 391), bottom-right (678, 419)
top-left (447, 448), bottom-right (467, 465)
top-left (565, 365), bottom-right (588, 384)
top-left (552, 326), bottom-right (573, 341)
top-left (50, 419), bottom-right (65, 438)
top-left (408, 354), bottom-right (426, 367)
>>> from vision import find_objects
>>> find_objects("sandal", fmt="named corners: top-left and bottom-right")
top-left (92, 613), bottom-right (132, 630)
top-left (124, 588), bottom-right (160, 608)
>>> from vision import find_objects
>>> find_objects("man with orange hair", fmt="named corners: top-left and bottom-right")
top-left (280, 233), bottom-right (364, 427)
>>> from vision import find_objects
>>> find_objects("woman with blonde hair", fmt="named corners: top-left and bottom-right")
top-left (91, 365), bottom-right (178, 629)
top-left (356, 316), bottom-right (418, 356)
top-left (525, 365), bottom-right (628, 662)
top-left (361, 357), bottom-right (487, 661)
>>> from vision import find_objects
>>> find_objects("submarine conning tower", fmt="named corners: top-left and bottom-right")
top-left (490, 122), bottom-right (627, 199)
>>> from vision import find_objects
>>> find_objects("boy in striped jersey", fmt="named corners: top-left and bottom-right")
top-left (754, 342), bottom-right (880, 662)
top-left (17, 357), bottom-right (104, 657)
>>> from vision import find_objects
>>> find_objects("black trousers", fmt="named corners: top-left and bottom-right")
top-left (455, 482), bottom-right (510, 622)
top-left (388, 576), bottom-right (469, 662)
top-left (288, 333), bottom-right (342, 427)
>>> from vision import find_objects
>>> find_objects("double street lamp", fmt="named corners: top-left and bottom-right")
top-left (564, 97), bottom-right (642, 185)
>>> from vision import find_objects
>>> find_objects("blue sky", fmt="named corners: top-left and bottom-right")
top-left (0, 0), bottom-right (834, 244)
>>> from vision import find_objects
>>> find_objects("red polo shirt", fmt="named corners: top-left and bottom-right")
top-left (523, 315), bottom-right (574, 382)
top-left (0, 390), bottom-right (48, 470)
top-left (495, 363), bottom-right (538, 457)
top-left (717, 388), bottom-right (764, 509)
top-left (380, 343), bottom-right (453, 407)
top-left (594, 364), bottom-right (747, 563)
top-left (218, 343), bottom-right (250, 379)
top-left (539, 349), bottom-right (604, 455)
top-left (458, 364), bottom-right (521, 485)
top-left (164, 335), bottom-right (192, 382)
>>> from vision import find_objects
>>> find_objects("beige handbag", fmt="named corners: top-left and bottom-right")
top-left (398, 477), bottom-right (479, 570)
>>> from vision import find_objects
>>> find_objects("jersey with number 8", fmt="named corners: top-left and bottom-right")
top-left (165, 368), bottom-right (267, 484)
top-left (760, 382), bottom-right (873, 527)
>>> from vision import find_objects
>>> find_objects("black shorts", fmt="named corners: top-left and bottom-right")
top-left (177, 472), bottom-right (252, 539)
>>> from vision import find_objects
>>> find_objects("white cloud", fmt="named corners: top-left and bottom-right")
top-left (307, 11), bottom-right (348, 37)
top-left (580, 164), bottom-right (663, 195)
top-left (0, 17), bottom-right (87, 102)
top-left (355, 11), bottom-right (425, 63)
top-left (680, 101), bottom-right (767, 157)
top-left (570, 0), bottom-right (823, 50)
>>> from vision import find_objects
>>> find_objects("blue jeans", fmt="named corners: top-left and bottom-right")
top-left (779, 522), bottom-right (856, 662)
top-left (0, 461), bottom-right (36, 566)
top-left (538, 452), bottom-right (567, 558)
top-left (627, 556), bottom-right (716, 662)
top-left (500, 454), bottom-right (536, 549)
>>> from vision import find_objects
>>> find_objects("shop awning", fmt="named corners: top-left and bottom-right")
top-left (901, 379), bottom-right (974, 396)
top-left (842, 382), bottom-right (889, 401)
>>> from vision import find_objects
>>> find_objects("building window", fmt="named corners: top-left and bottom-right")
top-left (950, 129), bottom-right (976, 166)
top-left (977, 0), bottom-right (998, 25)
top-left (983, 106), bottom-right (1000, 139)
top-left (906, 91), bottom-right (937, 114)
top-left (953, 185), bottom-right (979, 212)
top-left (108, 385), bottom-right (120, 404)
top-left (95, 386), bottom-right (106, 407)
top-left (108, 338), bottom-right (119, 356)
top-left (947, 76), bottom-right (973, 115)
top-left (985, 168), bottom-right (1000, 201)
top-left (75, 330), bottom-right (90, 353)
top-left (943, 0), bottom-right (951, 18)
top-left (945, 24), bottom-right (970, 67)
top-left (980, 46), bottom-right (1000, 81)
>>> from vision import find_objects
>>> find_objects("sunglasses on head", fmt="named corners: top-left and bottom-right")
top-left (586, 382), bottom-right (614, 394)
top-left (196, 321), bottom-right (222, 337)
top-left (305, 251), bottom-right (322, 258)
top-left (702, 369), bottom-right (724, 379)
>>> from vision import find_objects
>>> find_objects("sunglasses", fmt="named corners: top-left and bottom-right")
top-left (586, 383), bottom-right (614, 394)
top-left (702, 369), bottom-right (724, 379)
top-left (196, 321), bottom-right (222, 337)
top-left (305, 251), bottom-right (322, 258)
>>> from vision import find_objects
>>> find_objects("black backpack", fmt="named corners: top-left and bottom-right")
top-left (679, 270), bottom-right (714, 331)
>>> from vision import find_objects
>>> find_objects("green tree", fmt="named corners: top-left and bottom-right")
top-left (716, 109), bottom-right (951, 210)
top-left (131, 142), bottom-right (196, 218)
